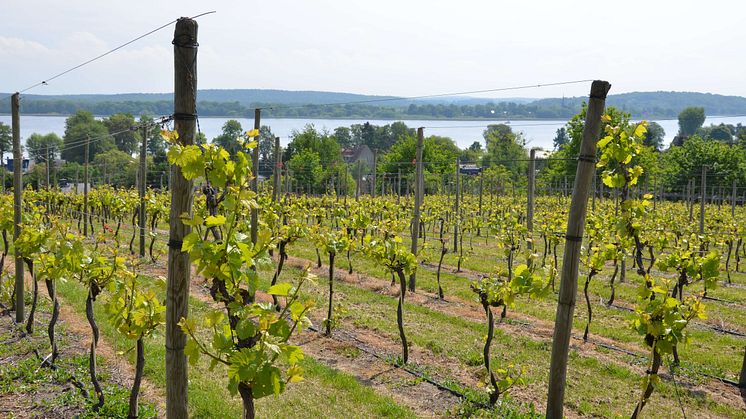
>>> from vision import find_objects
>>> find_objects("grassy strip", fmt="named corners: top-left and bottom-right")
top-left (56, 277), bottom-right (416, 418)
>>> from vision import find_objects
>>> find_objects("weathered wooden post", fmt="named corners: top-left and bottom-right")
top-left (11, 93), bottom-right (23, 323)
top-left (546, 80), bottom-right (610, 418)
top-left (139, 125), bottom-right (148, 257)
top-left (273, 136), bottom-right (281, 202)
top-left (527, 148), bottom-right (536, 267)
top-left (251, 108), bottom-right (260, 245)
top-left (166, 17), bottom-right (198, 418)
top-left (84, 137), bottom-right (90, 236)
top-left (453, 158), bottom-right (460, 253)
top-left (409, 128), bottom-right (424, 292)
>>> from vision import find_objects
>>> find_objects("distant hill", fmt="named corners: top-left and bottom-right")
top-left (1, 90), bottom-right (745, 119)
top-left (531, 91), bottom-right (746, 118)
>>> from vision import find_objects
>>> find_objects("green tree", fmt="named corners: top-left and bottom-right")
top-left (380, 134), bottom-right (460, 177)
top-left (257, 125), bottom-right (276, 177)
top-left (481, 124), bottom-right (527, 178)
top-left (553, 127), bottom-right (569, 150)
top-left (288, 149), bottom-right (323, 191)
top-left (643, 121), bottom-right (666, 150)
top-left (25, 133), bottom-right (63, 163)
top-left (460, 141), bottom-right (484, 164)
top-left (212, 119), bottom-right (244, 155)
top-left (104, 113), bottom-right (140, 155)
top-left (333, 127), bottom-right (352, 148)
top-left (660, 136), bottom-right (746, 188)
top-left (699, 123), bottom-right (733, 143)
top-left (61, 110), bottom-right (114, 163)
top-left (285, 124), bottom-right (341, 168)
top-left (677, 106), bottom-right (705, 137)
top-left (94, 149), bottom-right (137, 187)
top-left (0, 122), bottom-right (11, 168)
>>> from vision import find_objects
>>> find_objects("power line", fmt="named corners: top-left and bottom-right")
top-left (0, 11), bottom-right (216, 102)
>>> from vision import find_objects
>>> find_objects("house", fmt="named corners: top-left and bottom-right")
top-left (5, 158), bottom-right (31, 173)
top-left (341, 145), bottom-right (375, 168)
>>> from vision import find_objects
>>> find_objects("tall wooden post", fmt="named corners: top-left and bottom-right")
top-left (251, 109), bottom-right (260, 245)
top-left (83, 137), bottom-right (90, 237)
top-left (409, 128), bottom-right (424, 292)
top-left (546, 80), bottom-right (610, 418)
top-left (355, 161), bottom-right (361, 200)
top-left (688, 179), bottom-right (694, 222)
top-left (11, 93), bottom-right (24, 323)
top-left (652, 176), bottom-right (657, 212)
top-left (372, 150), bottom-right (377, 197)
top-left (273, 137), bottom-right (281, 202)
top-left (699, 166), bottom-right (707, 237)
top-left (527, 148), bottom-right (536, 266)
top-left (477, 170), bottom-right (483, 236)
top-left (397, 168), bottom-right (401, 203)
top-left (139, 125), bottom-right (148, 257)
top-left (731, 179), bottom-right (737, 217)
top-left (166, 18), bottom-right (198, 418)
top-left (453, 158), bottom-right (460, 253)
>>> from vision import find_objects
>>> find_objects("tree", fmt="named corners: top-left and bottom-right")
top-left (103, 113), bottom-right (140, 155)
top-left (643, 121), bottom-right (666, 150)
top-left (93, 149), bottom-right (137, 187)
top-left (553, 127), bottom-right (569, 150)
top-left (288, 149), bottom-right (323, 191)
top-left (61, 110), bottom-right (114, 164)
top-left (380, 134), bottom-right (460, 177)
top-left (678, 106), bottom-right (705, 137)
top-left (700, 123), bottom-right (733, 143)
top-left (0, 122), bottom-right (11, 168)
top-left (481, 124), bottom-right (527, 178)
top-left (460, 141), bottom-right (484, 164)
top-left (25, 133), bottom-right (63, 163)
top-left (212, 119), bottom-right (244, 155)
top-left (333, 127), bottom-right (352, 148)
top-left (257, 125), bottom-right (276, 177)
top-left (660, 136), bottom-right (746, 188)
top-left (285, 124), bottom-right (341, 169)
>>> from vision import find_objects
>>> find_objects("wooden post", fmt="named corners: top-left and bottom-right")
top-left (397, 168), bottom-right (401, 204)
top-left (11, 93), bottom-right (23, 323)
top-left (478, 169), bottom-right (483, 236)
top-left (699, 166), bottom-right (706, 237)
top-left (453, 158), bottom-right (460, 253)
top-left (527, 148), bottom-right (536, 266)
top-left (731, 179), bottom-right (737, 217)
top-left (409, 128), bottom-right (424, 292)
top-left (355, 161), bottom-right (361, 200)
top-left (688, 179), bottom-right (694, 222)
top-left (372, 150), bottom-right (377, 197)
top-left (251, 109), bottom-right (260, 245)
top-left (591, 171), bottom-right (596, 212)
top-left (273, 137), bottom-right (281, 202)
top-left (84, 137), bottom-right (90, 237)
top-left (139, 125), bottom-right (148, 257)
top-left (652, 176), bottom-right (657, 212)
top-left (739, 347), bottom-right (746, 388)
top-left (546, 80), bottom-right (610, 418)
top-left (166, 18), bottom-right (198, 418)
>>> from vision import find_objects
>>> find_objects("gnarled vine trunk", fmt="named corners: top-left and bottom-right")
top-left (395, 270), bottom-right (409, 364)
top-left (127, 337), bottom-right (145, 419)
top-left (86, 285), bottom-right (104, 411)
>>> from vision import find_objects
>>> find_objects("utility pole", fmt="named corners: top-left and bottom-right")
top-left (139, 125), bottom-right (148, 257)
top-left (166, 18), bottom-right (198, 418)
top-left (409, 128), bottom-right (424, 292)
top-left (546, 80), bottom-right (610, 418)
top-left (11, 93), bottom-right (23, 323)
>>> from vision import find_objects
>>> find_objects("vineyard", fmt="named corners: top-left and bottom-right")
top-left (1, 17), bottom-right (746, 419)
top-left (1, 124), bottom-right (745, 417)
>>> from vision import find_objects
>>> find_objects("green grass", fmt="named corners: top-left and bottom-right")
top-left (56, 276), bottom-right (417, 418)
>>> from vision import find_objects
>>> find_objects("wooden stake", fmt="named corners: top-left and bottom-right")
top-left (273, 137), bottom-right (281, 202)
top-left (11, 93), bottom-right (23, 323)
top-left (699, 166), bottom-right (706, 237)
top-left (546, 80), bottom-right (610, 418)
top-left (527, 148), bottom-right (536, 266)
top-left (409, 128), bottom-right (424, 292)
top-left (139, 125), bottom-right (148, 257)
top-left (453, 158), bottom-right (460, 253)
top-left (166, 18), bottom-right (198, 418)
top-left (251, 108), bottom-right (260, 245)
top-left (84, 137), bottom-right (90, 237)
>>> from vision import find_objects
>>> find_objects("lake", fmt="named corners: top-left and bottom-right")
top-left (1, 114), bottom-right (744, 157)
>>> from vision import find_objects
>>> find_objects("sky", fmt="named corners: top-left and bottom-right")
top-left (1, 0), bottom-right (745, 100)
